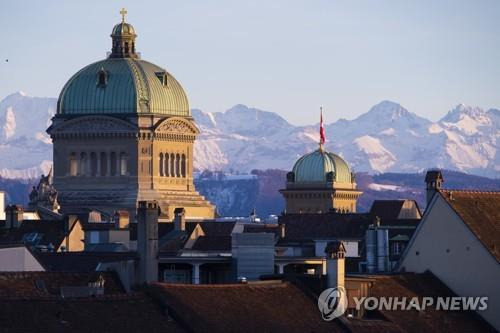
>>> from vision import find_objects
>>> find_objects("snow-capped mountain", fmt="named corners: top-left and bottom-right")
top-left (195, 101), bottom-right (498, 177)
top-left (0, 93), bottom-right (497, 179)
top-left (0, 92), bottom-right (54, 179)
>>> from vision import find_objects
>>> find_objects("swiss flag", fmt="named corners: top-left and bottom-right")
top-left (320, 107), bottom-right (326, 146)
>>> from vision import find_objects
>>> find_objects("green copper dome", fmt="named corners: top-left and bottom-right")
top-left (292, 148), bottom-right (353, 183)
top-left (57, 15), bottom-right (189, 117)
top-left (57, 59), bottom-right (190, 116)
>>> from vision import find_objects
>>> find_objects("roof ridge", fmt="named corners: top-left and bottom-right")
top-left (440, 189), bottom-right (500, 194)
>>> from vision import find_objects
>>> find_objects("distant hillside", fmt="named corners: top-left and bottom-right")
top-left (195, 169), bottom-right (500, 217)
top-left (2, 170), bottom-right (498, 217)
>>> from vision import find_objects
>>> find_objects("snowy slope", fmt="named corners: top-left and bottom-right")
top-left (0, 92), bottom-right (55, 178)
top-left (0, 93), bottom-right (497, 179)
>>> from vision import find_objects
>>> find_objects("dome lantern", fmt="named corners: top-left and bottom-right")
top-left (109, 8), bottom-right (138, 59)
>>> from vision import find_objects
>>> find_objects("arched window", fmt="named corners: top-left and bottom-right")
top-left (110, 152), bottom-right (117, 176)
top-left (159, 153), bottom-right (164, 177)
top-left (175, 154), bottom-right (180, 177)
top-left (165, 153), bottom-right (170, 177)
top-left (120, 152), bottom-right (127, 176)
top-left (69, 153), bottom-right (77, 176)
top-left (100, 152), bottom-right (107, 176)
top-left (90, 152), bottom-right (97, 176)
top-left (181, 154), bottom-right (186, 178)
top-left (80, 152), bottom-right (87, 176)
top-left (170, 153), bottom-right (175, 178)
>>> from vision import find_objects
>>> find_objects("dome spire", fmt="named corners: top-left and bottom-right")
top-left (109, 9), bottom-right (138, 59)
top-left (120, 8), bottom-right (127, 23)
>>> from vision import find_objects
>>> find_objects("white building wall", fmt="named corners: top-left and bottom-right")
top-left (400, 195), bottom-right (500, 330)
top-left (0, 247), bottom-right (45, 271)
top-left (0, 192), bottom-right (5, 220)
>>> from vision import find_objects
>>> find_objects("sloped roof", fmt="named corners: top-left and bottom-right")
top-left (148, 282), bottom-right (342, 333)
top-left (282, 272), bottom-right (493, 332)
top-left (35, 251), bottom-right (136, 272)
top-left (0, 220), bottom-right (71, 249)
top-left (369, 200), bottom-right (421, 220)
top-left (369, 200), bottom-right (407, 220)
top-left (367, 272), bottom-right (494, 332)
top-left (0, 271), bottom-right (124, 297)
top-left (243, 223), bottom-right (280, 236)
top-left (440, 190), bottom-right (500, 261)
top-left (191, 235), bottom-right (232, 252)
top-left (0, 295), bottom-right (183, 332)
top-left (278, 213), bottom-right (371, 241)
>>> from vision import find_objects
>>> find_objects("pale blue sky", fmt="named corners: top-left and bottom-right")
top-left (0, 0), bottom-right (499, 124)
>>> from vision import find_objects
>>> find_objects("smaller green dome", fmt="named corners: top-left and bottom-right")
top-left (292, 148), bottom-right (352, 183)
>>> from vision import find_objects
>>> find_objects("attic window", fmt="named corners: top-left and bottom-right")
top-left (155, 71), bottom-right (167, 86)
top-left (97, 69), bottom-right (108, 87)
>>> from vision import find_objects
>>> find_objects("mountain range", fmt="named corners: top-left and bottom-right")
top-left (0, 92), bottom-right (498, 179)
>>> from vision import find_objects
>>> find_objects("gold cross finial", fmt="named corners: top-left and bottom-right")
top-left (120, 8), bottom-right (127, 22)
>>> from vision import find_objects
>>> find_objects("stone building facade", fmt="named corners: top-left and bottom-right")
top-left (47, 14), bottom-right (214, 220)
top-left (280, 147), bottom-right (362, 213)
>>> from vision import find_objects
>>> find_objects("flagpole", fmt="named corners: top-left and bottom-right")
top-left (319, 106), bottom-right (325, 151)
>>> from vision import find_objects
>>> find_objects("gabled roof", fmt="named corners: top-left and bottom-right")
top-left (196, 221), bottom-right (236, 236)
top-left (369, 200), bottom-right (421, 220)
top-left (148, 282), bottom-right (341, 333)
top-left (440, 190), bottom-right (500, 262)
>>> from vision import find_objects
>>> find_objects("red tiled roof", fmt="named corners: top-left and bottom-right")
top-left (0, 271), bottom-right (124, 297)
top-left (148, 282), bottom-right (342, 333)
top-left (366, 272), bottom-right (494, 332)
top-left (440, 190), bottom-right (500, 261)
top-left (0, 295), bottom-right (184, 332)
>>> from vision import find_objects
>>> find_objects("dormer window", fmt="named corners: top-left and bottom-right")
top-left (155, 71), bottom-right (167, 86)
top-left (97, 68), bottom-right (108, 87)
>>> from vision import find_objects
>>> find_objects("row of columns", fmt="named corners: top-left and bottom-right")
top-left (159, 153), bottom-right (187, 178)
top-left (70, 152), bottom-right (127, 177)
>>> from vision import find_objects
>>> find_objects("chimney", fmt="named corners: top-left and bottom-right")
top-left (137, 201), bottom-right (159, 283)
top-left (325, 241), bottom-right (346, 290)
top-left (113, 210), bottom-right (130, 229)
top-left (279, 222), bottom-right (286, 239)
top-left (174, 208), bottom-right (185, 231)
top-left (425, 170), bottom-right (444, 206)
top-left (5, 205), bottom-right (23, 229)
